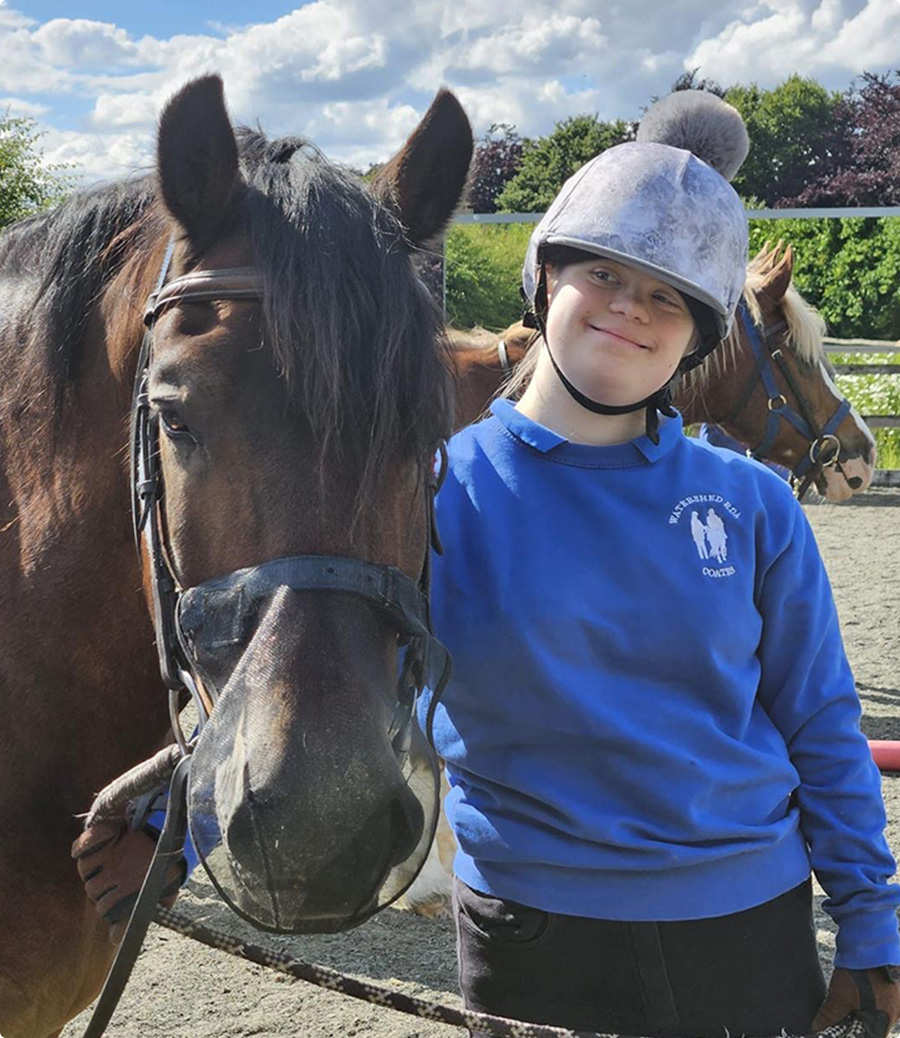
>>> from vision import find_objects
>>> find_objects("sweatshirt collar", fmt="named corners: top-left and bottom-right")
top-left (490, 398), bottom-right (683, 467)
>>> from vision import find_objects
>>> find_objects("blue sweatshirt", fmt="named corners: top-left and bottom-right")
top-left (419, 398), bottom-right (900, 969)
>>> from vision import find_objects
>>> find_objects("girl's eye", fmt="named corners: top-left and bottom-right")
top-left (591, 268), bottom-right (616, 283)
top-left (655, 292), bottom-right (682, 308)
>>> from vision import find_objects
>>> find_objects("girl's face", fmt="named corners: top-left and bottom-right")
top-left (544, 256), bottom-right (697, 407)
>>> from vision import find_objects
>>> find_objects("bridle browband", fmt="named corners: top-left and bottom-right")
top-left (714, 301), bottom-right (853, 502)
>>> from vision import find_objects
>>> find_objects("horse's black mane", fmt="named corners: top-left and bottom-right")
top-left (0, 127), bottom-right (453, 487)
top-left (0, 174), bottom-right (157, 405)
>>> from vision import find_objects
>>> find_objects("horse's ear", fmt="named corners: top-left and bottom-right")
top-left (372, 89), bottom-right (473, 248)
top-left (758, 242), bottom-right (794, 303)
top-left (157, 75), bottom-right (240, 246)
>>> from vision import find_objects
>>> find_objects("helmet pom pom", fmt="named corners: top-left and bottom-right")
top-left (637, 91), bottom-right (749, 182)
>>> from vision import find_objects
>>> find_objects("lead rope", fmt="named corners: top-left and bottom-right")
top-left (149, 906), bottom-right (877, 1038)
top-left (81, 657), bottom-right (875, 1038)
top-left (80, 754), bottom-right (192, 1038)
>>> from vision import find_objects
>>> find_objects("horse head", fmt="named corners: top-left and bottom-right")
top-left (132, 76), bottom-right (471, 933)
top-left (677, 243), bottom-right (876, 501)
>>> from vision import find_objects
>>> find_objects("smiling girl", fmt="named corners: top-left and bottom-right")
top-left (421, 91), bottom-right (900, 1038)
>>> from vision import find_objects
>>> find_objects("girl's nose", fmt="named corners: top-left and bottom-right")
top-left (608, 288), bottom-right (650, 321)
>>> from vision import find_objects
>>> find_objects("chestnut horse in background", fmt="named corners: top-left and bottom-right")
top-left (450, 243), bottom-right (875, 503)
top-left (0, 77), bottom-right (471, 1038)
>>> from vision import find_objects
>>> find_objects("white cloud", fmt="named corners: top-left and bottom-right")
top-left (0, 95), bottom-right (48, 117)
top-left (90, 90), bottom-right (158, 128)
top-left (0, 0), bottom-right (897, 183)
top-left (33, 18), bottom-right (139, 68)
top-left (686, 0), bottom-right (900, 84)
top-left (40, 126), bottom-right (153, 184)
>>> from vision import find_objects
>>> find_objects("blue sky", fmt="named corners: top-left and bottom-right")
top-left (1, 0), bottom-right (898, 183)
top-left (14, 0), bottom-right (307, 36)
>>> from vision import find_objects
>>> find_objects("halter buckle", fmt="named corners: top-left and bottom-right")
top-left (767, 394), bottom-right (787, 412)
top-left (809, 433), bottom-right (841, 468)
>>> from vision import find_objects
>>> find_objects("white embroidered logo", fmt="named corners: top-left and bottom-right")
top-left (690, 507), bottom-right (728, 563)
top-left (668, 493), bottom-right (739, 579)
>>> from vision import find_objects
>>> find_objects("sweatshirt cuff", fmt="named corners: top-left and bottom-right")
top-left (834, 910), bottom-right (900, 969)
top-left (146, 807), bottom-right (200, 884)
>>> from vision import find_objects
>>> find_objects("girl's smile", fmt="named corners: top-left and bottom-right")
top-left (517, 255), bottom-right (698, 446)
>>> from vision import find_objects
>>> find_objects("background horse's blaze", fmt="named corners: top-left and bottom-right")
top-left (0, 75), bottom-right (470, 1037)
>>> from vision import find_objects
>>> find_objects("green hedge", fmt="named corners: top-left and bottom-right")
top-left (445, 223), bottom-right (533, 331)
top-left (747, 218), bottom-right (900, 340)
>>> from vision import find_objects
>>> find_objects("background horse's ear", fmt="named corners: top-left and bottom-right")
top-left (372, 89), bottom-right (473, 248)
top-left (157, 75), bottom-right (240, 247)
top-left (758, 243), bottom-right (794, 304)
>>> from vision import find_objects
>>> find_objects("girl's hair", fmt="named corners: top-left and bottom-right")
top-left (502, 246), bottom-right (705, 401)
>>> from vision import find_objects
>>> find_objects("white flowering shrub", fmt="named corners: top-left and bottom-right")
top-left (833, 353), bottom-right (900, 468)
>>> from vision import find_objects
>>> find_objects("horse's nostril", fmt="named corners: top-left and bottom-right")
top-left (847, 476), bottom-right (863, 490)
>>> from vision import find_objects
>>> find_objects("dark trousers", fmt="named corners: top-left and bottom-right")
top-left (454, 877), bottom-right (826, 1038)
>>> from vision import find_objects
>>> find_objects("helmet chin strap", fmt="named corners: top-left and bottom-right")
top-left (524, 265), bottom-right (677, 445)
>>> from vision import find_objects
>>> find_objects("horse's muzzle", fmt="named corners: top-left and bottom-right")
top-left (177, 565), bottom-right (444, 934)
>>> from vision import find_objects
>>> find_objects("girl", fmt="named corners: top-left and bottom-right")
top-left (420, 91), bottom-right (900, 1037)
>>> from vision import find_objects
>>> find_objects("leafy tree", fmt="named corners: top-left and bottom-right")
top-left (725, 76), bottom-right (850, 207)
top-left (746, 216), bottom-right (900, 339)
top-left (668, 68), bottom-right (728, 100)
top-left (791, 71), bottom-right (900, 207)
top-left (468, 124), bottom-right (524, 214)
top-left (0, 110), bottom-right (71, 228)
top-left (495, 114), bottom-right (630, 214)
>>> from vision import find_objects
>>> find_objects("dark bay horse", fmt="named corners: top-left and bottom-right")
top-left (0, 76), bottom-right (471, 1038)
top-left (450, 243), bottom-right (875, 503)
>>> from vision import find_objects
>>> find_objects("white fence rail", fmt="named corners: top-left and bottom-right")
top-left (454, 207), bottom-right (900, 225)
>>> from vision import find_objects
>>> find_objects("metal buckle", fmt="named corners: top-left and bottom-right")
top-left (767, 394), bottom-right (787, 412)
top-left (809, 433), bottom-right (841, 468)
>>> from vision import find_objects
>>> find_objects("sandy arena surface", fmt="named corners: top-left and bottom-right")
top-left (63, 487), bottom-right (900, 1038)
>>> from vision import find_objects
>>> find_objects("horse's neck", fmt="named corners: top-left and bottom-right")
top-left (0, 261), bottom-right (171, 811)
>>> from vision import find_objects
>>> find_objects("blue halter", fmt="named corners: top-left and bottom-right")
top-left (724, 301), bottom-right (852, 500)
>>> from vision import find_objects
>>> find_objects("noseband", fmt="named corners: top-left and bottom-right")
top-left (716, 301), bottom-right (853, 502)
top-left (130, 241), bottom-right (451, 746)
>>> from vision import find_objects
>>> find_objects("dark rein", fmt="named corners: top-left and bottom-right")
top-left (81, 242), bottom-right (451, 1038)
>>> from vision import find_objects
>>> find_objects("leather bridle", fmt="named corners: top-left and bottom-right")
top-left (130, 241), bottom-right (450, 746)
top-left (716, 301), bottom-right (852, 502)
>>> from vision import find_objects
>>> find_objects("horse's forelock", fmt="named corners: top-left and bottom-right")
top-left (237, 129), bottom-right (454, 495)
top-left (743, 267), bottom-right (826, 366)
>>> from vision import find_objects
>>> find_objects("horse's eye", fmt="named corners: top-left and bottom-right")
top-left (158, 406), bottom-right (195, 442)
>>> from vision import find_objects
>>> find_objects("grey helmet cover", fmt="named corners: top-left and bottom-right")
top-left (523, 91), bottom-right (750, 342)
